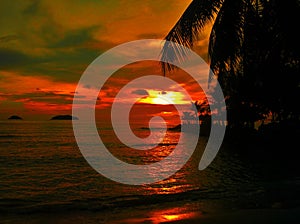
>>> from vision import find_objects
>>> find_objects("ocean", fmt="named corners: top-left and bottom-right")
top-left (1, 120), bottom-right (296, 223)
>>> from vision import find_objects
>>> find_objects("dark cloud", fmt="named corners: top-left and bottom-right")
top-left (49, 26), bottom-right (100, 49)
top-left (14, 91), bottom-right (71, 99)
top-left (0, 43), bottom-right (105, 82)
top-left (9, 90), bottom-right (74, 104)
top-left (83, 84), bottom-right (91, 89)
top-left (0, 35), bottom-right (18, 43)
top-left (137, 33), bottom-right (162, 39)
top-left (22, 0), bottom-right (41, 15)
top-left (73, 95), bottom-right (86, 99)
top-left (0, 48), bottom-right (33, 68)
top-left (132, 89), bottom-right (149, 96)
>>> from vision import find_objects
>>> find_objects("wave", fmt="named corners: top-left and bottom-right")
top-left (0, 185), bottom-right (263, 215)
top-left (0, 188), bottom-right (208, 214)
top-left (0, 134), bottom-right (22, 138)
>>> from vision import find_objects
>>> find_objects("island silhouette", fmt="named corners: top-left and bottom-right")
top-left (8, 115), bottom-right (23, 120)
top-left (50, 115), bottom-right (78, 120)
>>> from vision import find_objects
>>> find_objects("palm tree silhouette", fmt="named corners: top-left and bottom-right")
top-left (161, 0), bottom-right (300, 127)
top-left (161, 0), bottom-right (259, 80)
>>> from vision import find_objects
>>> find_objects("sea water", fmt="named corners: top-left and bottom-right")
top-left (0, 120), bottom-right (260, 215)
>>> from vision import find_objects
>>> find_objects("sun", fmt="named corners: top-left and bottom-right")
top-left (152, 96), bottom-right (172, 105)
top-left (139, 90), bottom-right (189, 105)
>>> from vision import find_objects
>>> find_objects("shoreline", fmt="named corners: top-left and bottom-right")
top-left (2, 200), bottom-right (300, 224)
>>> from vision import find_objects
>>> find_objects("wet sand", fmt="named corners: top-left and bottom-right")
top-left (2, 199), bottom-right (300, 224)
top-left (112, 207), bottom-right (300, 224)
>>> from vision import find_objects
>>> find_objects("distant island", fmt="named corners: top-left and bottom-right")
top-left (8, 115), bottom-right (23, 120)
top-left (50, 115), bottom-right (79, 120)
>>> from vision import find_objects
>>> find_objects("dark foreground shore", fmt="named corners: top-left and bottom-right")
top-left (2, 170), bottom-right (299, 224)
top-left (2, 199), bottom-right (300, 224)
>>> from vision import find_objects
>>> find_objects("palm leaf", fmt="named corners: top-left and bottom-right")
top-left (160, 0), bottom-right (223, 75)
top-left (208, 0), bottom-right (246, 84)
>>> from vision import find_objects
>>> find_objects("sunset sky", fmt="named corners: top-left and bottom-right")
top-left (0, 0), bottom-right (211, 122)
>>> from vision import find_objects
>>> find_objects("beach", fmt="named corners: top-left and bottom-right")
top-left (2, 195), bottom-right (300, 223)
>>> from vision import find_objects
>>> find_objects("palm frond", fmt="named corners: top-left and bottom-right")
top-left (208, 0), bottom-right (246, 83)
top-left (160, 0), bottom-right (223, 75)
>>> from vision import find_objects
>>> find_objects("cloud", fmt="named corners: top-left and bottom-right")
top-left (0, 71), bottom-right (77, 112)
top-left (0, 35), bottom-right (18, 43)
top-left (48, 26), bottom-right (101, 49)
top-left (137, 33), bottom-right (162, 39)
top-left (0, 48), bottom-right (34, 68)
top-left (131, 89), bottom-right (149, 96)
top-left (0, 0), bottom-right (204, 118)
top-left (22, 0), bottom-right (41, 15)
top-left (0, 0), bottom-right (195, 79)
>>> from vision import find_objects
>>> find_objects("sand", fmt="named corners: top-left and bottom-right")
top-left (2, 200), bottom-right (300, 224)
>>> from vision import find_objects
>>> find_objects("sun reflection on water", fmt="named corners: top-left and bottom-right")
top-left (150, 206), bottom-right (201, 223)
top-left (119, 206), bottom-right (201, 224)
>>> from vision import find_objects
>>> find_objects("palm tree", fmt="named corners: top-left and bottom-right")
top-left (161, 0), bottom-right (258, 81)
top-left (161, 0), bottom-right (300, 127)
top-left (256, 0), bottom-right (300, 122)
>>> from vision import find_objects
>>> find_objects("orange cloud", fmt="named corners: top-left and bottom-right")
top-left (0, 0), bottom-right (213, 121)
top-left (0, 71), bottom-right (77, 118)
top-left (0, 71), bottom-right (76, 95)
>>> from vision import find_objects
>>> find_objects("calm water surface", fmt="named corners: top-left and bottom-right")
top-left (0, 120), bottom-right (260, 214)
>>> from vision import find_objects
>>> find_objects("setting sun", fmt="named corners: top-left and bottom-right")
top-left (139, 90), bottom-right (189, 105)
